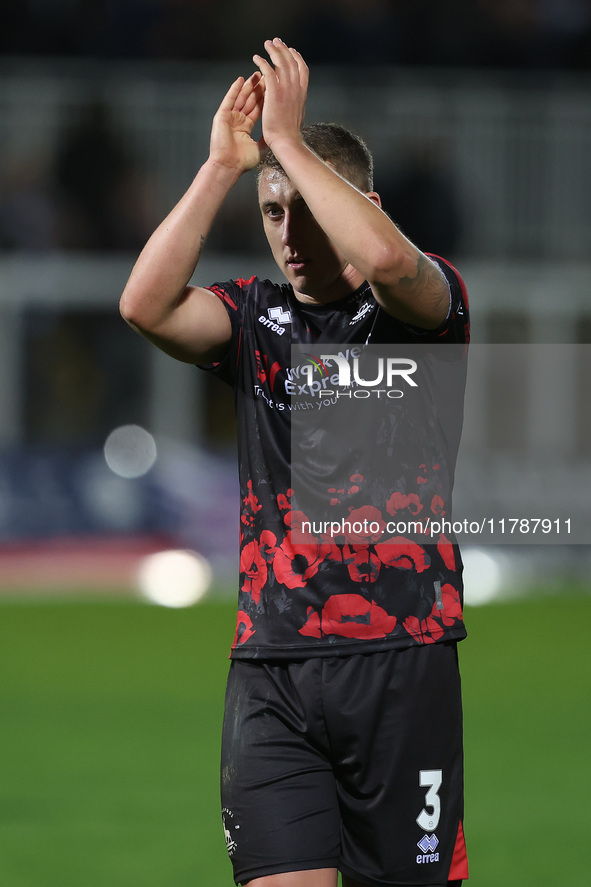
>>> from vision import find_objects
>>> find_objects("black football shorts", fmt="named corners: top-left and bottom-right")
top-left (220, 642), bottom-right (468, 886)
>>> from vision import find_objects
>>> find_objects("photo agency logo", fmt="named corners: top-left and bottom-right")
top-left (297, 348), bottom-right (419, 400)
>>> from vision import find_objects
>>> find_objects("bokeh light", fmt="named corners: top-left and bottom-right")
top-left (104, 424), bottom-right (157, 479)
top-left (462, 547), bottom-right (503, 606)
top-left (136, 549), bottom-right (212, 608)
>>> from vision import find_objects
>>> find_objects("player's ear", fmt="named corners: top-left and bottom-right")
top-left (366, 191), bottom-right (382, 209)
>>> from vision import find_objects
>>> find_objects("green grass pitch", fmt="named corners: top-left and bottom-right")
top-left (0, 591), bottom-right (589, 886)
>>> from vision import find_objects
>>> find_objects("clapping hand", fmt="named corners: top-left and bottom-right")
top-left (253, 38), bottom-right (309, 154)
top-left (209, 71), bottom-right (266, 173)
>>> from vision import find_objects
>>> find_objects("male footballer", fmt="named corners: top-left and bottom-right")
top-left (121, 38), bottom-right (469, 887)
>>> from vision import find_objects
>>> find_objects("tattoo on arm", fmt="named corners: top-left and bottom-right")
top-left (397, 253), bottom-right (449, 319)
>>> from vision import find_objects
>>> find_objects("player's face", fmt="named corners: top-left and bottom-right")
top-left (258, 169), bottom-right (357, 303)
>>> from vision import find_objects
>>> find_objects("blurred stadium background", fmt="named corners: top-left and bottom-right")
top-left (1, 1), bottom-right (590, 885)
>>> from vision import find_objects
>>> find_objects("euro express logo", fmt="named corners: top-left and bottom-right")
top-left (300, 353), bottom-right (418, 400)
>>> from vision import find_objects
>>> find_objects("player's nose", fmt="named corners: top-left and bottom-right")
top-left (281, 212), bottom-right (297, 247)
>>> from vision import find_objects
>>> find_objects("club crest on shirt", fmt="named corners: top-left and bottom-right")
top-left (349, 301), bottom-right (373, 325)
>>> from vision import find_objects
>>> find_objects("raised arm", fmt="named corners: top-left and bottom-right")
top-left (254, 39), bottom-right (450, 329)
top-left (120, 72), bottom-right (265, 363)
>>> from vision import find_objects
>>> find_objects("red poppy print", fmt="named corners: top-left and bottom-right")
top-left (299, 606), bottom-right (321, 637)
top-left (273, 538), bottom-right (327, 589)
top-left (403, 583), bottom-right (463, 644)
top-left (346, 474), bottom-right (364, 495)
top-left (299, 594), bottom-right (397, 640)
top-left (259, 530), bottom-right (278, 561)
top-left (386, 491), bottom-right (423, 517)
top-left (431, 494), bottom-right (445, 515)
top-left (342, 544), bottom-right (381, 583)
top-left (285, 510), bottom-right (343, 560)
top-left (374, 537), bottom-right (430, 572)
top-left (403, 614), bottom-right (445, 644)
top-left (240, 540), bottom-right (267, 603)
top-left (277, 492), bottom-right (291, 511)
top-left (241, 479), bottom-right (262, 527)
top-left (343, 506), bottom-right (386, 544)
top-left (233, 610), bottom-right (256, 647)
top-left (243, 479), bottom-right (262, 513)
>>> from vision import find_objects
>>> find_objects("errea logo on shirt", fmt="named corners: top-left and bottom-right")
top-left (258, 307), bottom-right (292, 336)
top-left (268, 306), bottom-right (292, 324)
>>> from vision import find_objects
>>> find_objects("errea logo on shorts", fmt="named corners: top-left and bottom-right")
top-left (258, 306), bottom-right (292, 336)
top-left (417, 833), bottom-right (440, 864)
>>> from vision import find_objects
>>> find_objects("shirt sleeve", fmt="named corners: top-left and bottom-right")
top-left (197, 277), bottom-right (255, 386)
top-left (401, 254), bottom-right (470, 344)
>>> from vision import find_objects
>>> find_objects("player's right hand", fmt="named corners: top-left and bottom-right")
top-left (208, 72), bottom-right (265, 174)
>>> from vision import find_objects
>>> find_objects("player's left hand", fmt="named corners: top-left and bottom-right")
top-left (253, 38), bottom-right (309, 153)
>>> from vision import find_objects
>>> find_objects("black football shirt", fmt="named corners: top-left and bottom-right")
top-left (201, 256), bottom-right (470, 659)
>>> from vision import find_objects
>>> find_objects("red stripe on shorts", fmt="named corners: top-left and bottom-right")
top-left (448, 819), bottom-right (469, 881)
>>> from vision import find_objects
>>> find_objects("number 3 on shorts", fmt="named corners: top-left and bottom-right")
top-left (416, 769), bottom-right (442, 831)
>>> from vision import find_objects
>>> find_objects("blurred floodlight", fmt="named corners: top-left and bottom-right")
top-left (104, 424), bottom-right (157, 478)
top-left (137, 549), bottom-right (212, 608)
top-left (462, 548), bottom-right (502, 606)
